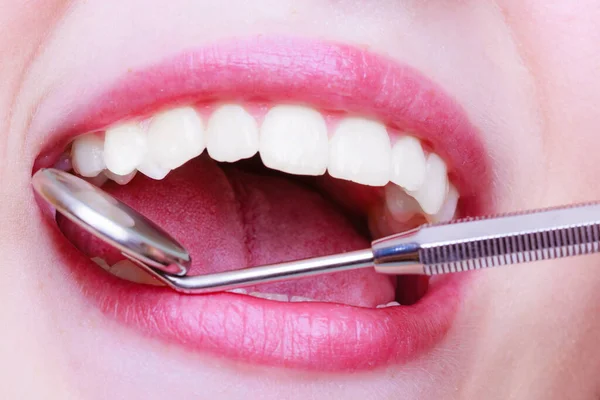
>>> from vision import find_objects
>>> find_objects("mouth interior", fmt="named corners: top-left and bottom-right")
top-left (54, 153), bottom-right (430, 308)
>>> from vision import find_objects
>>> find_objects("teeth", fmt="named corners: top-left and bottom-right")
top-left (390, 136), bottom-right (427, 191)
top-left (70, 104), bottom-right (458, 231)
top-left (376, 301), bottom-right (401, 308)
top-left (104, 170), bottom-right (137, 185)
top-left (146, 107), bottom-right (205, 170)
top-left (384, 183), bottom-right (422, 223)
top-left (71, 133), bottom-right (106, 177)
top-left (137, 158), bottom-right (170, 180)
top-left (260, 105), bottom-right (328, 176)
top-left (408, 153), bottom-right (449, 215)
top-left (248, 292), bottom-right (290, 302)
top-left (206, 104), bottom-right (259, 163)
top-left (289, 295), bottom-right (316, 302)
top-left (109, 260), bottom-right (163, 286)
top-left (225, 289), bottom-right (317, 302)
top-left (91, 257), bottom-right (111, 271)
top-left (104, 123), bottom-right (147, 175)
top-left (226, 288), bottom-right (248, 294)
top-left (328, 118), bottom-right (391, 186)
top-left (90, 257), bottom-right (162, 286)
top-left (428, 184), bottom-right (459, 223)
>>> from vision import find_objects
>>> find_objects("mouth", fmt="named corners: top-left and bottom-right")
top-left (32, 36), bottom-right (491, 372)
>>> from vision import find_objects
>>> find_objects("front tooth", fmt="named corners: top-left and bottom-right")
top-left (260, 105), bottom-right (328, 176)
top-left (71, 133), bottom-right (106, 177)
top-left (408, 153), bottom-right (449, 215)
top-left (110, 260), bottom-right (163, 286)
top-left (428, 184), bottom-right (459, 222)
top-left (206, 104), bottom-right (259, 162)
top-left (249, 292), bottom-right (290, 302)
top-left (328, 118), bottom-right (391, 186)
top-left (146, 107), bottom-right (205, 170)
top-left (104, 123), bottom-right (147, 175)
top-left (390, 136), bottom-right (426, 191)
top-left (384, 183), bottom-right (422, 223)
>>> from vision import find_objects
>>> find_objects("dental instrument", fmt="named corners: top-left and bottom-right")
top-left (32, 168), bottom-right (600, 294)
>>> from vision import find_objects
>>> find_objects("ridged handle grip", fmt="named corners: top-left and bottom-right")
top-left (373, 202), bottom-right (600, 276)
top-left (420, 222), bottom-right (600, 275)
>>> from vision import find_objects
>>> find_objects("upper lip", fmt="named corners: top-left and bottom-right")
top-left (32, 36), bottom-right (491, 371)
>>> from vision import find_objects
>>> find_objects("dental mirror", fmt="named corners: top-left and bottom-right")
top-left (32, 168), bottom-right (189, 276)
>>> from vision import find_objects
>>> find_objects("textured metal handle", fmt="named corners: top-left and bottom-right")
top-left (373, 202), bottom-right (600, 276)
top-left (421, 222), bottom-right (600, 275)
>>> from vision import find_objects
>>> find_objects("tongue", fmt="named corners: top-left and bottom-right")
top-left (59, 157), bottom-right (396, 307)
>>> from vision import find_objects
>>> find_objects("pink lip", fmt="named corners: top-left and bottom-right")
top-left (33, 36), bottom-right (491, 371)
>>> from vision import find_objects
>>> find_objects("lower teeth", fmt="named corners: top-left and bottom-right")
top-left (375, 301), bottom-right (402, 308)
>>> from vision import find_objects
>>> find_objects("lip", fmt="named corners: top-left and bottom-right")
top-left (32, 36), bottom-right (491, 371)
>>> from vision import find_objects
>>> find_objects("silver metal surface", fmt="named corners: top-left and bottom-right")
top-left (373, 202), bottom-right (600, 275)
top-left (34, 169), bottom-right (600, 294)
top-left (148, 249), bottom-right (375, 294)
top-left (32, 168), bottom-right (189, 276)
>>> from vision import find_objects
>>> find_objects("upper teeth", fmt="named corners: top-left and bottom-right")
top-left (70, 103), bottom-right (457, 217)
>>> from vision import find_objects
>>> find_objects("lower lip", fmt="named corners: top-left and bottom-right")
top-left (46, 214), bottom-right (466, 372)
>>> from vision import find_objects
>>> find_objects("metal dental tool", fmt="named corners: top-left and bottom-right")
top-left (33, 168), bottom-right (600, 294)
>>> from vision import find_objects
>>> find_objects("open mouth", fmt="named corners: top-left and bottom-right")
top-left (32, 37), bottom-right (491, 372)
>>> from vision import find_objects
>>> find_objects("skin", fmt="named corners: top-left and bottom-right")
top-left (1, 1), bottom-right (600, 399)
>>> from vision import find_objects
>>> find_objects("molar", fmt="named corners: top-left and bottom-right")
top-left (328, 117), bottom-right (391, 186)
top-left (259, 105), bottom-right (328, 176)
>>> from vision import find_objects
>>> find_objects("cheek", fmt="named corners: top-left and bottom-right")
top-left (498, 1), bottom-right (600, 200)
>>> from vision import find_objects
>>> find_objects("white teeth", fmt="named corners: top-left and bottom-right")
top-left (226, 288), bottom-right (249, 294)
top-left (90, 257), bottom-right (162, 286)
top-left (137, 158), bottom-right (170, 180)
top-left (109, 260), bottom-right (163, 286)
top-left (428, 184), bottom-right (459, 223)
top-left (260, 105), bottom-right (328, 176)
top-left (104, 123), bottom-right (147, 175)
top-left (384, 183), bottom-right (422, 223)
top-left (71, 103), bottom-right (458, 232)
top-left (328, 118), bottom-right (391, 186)
top-left (91, 257), bottom-right (111, 271)
top-left (146, 107), bottom-right (205, 170)
top-left (71, 133), bottom-right (106, 177)
top-left (206, 104), bottom-right (259, 163)
top-left (289, 295), bottom-right (316, 302)
top-left (408, 153), bottom-right (449, 215)
top-left (390, 136), bottom-right (427, 191)
top-left (376, 301), bottom-right (401, 308)
top-left (104, 170), bottom-right (137, 185)
top-left (248, 292), bottom-right (290, 302)
top-left (225, 289), bottom-right (317, 302)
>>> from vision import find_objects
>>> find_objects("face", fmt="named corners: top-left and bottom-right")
top-left (2, 1), bottom-right (600, 399)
